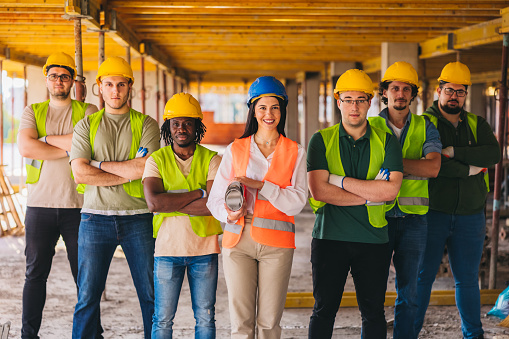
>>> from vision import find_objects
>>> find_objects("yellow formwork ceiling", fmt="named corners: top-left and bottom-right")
top-left (0, 0), bottom-right (509, 82)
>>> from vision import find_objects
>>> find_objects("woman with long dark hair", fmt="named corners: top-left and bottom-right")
top-left (207, 76), bottom-right (307, 338)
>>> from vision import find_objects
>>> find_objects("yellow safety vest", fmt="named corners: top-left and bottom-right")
top-left (76, 108), bottom-right (147, 198)
top-left (424, 112), bottom-right (490, 192)
top-left (150, 144), bottom-right (222, 238)
top-left (26, 99), bottom-right (89, 184)
top-left (309, 123), bottom-right (388, 228)
top-left (369, 114), bottom-right (429, 215)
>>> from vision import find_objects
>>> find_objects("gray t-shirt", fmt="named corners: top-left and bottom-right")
top-left (70, 110), bottom-right (160, 215)
top-left (19, 101), bottom-right (99, 208)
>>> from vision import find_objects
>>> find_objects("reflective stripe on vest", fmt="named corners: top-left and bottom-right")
top-left (424, 112), bottom-right (490, 192)
top-left (308, 123), bottom-right (388, 228)
top-left (222, 135), bottom-right (299, 249)
top-left (26, 100), bottom-right (89, 184)
top-left (76, 108), bottom-right (147, 197)
top-left (369, 114), bottom-right (429, 215)
top-left (150, 144), bottom-right (222, 238)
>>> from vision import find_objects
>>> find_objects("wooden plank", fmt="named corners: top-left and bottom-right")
top-left (285, 289), bottom-right (504, 309)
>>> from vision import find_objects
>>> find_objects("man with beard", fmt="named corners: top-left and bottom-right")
top-left (368, 62), bottom-right (441, 339)
top-left (70, 56), bottom-right (160, 338)
top-left (414, 62), bottom-right (500, 339)
top-left (18, 52), bottom-right (99, 339)
top-left (143, 93), bottom-right (223, 338)
top-left (307, 69), bottom-right (403, 338)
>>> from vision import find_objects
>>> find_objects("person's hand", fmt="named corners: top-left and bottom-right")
top-left (136, 147), bottom-right (148, 158)
top-left (224, 201), bottom-right (247, 224)
top-left (469, 165), bottom-right (487, 176)
top-left (374, 168), bottom-right (390, 181)
top-left (233, 176), bottom-right (264, 190)
top-left (442, 146), bottom-right (454, 158)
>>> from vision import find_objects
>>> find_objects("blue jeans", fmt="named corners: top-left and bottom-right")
top-left (415, 210), bottom-right (485, 339)
top-left (387, 214), bottom-right (427, 339)
top-left (72, 213), bottom-right (155, 339)
top-left (152, 254), bottom-right (218, 339)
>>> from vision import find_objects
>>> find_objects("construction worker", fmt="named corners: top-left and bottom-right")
top-left (368, 62), bottom-right (441, 339)
top-left (415, 62), bottom-right (500, 339)
top-left (143, 93), bottom-right (223, 338)
top-left (207, 76), bottom-right (308, 338)
top-left (17, 52), bottom-right (99, 339)
top-left (307, 69), bottom-right (403, 338)
top-left (70, 56), bottom-right (160, 338)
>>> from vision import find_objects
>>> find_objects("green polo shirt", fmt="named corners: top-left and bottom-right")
top-left (307, 122), bottom-right (403, 244)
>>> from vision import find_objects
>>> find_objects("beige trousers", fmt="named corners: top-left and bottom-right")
top-left (222, 216), bottom-right (294, 339)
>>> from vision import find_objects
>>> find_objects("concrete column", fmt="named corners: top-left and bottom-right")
top-left (301, 72), bottom-right (321, 148)
top-left (468, 83), bottom-right (485, 119)
top-left (330, 62), bottom-right (356, 125)
top-left (285, 78), bottom-right (298, 142)
top-left (381, 42), bottom-right (419, 113)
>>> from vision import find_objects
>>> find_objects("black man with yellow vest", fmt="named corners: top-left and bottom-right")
top-left (368, 62), bottom-right (442, 339)
top-left (415, 62), bottom-right (500, 339)
top-left (17, 52), bottom-right (99, 339)
top-left (307, 69), bottom-right (403, 338)
top-left (70, 56), bottom-right (160, 338)
top-left (143, 93), bottom-right (222, 337)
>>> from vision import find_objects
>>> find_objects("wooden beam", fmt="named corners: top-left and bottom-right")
top-left (0, 46), bottom-right (45, 67)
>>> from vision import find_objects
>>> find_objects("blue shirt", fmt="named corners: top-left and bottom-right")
top-left (378, 108), bottom-right (442, 217)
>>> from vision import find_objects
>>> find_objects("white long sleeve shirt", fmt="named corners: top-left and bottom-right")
top-left (207, 137), bottom-right (308, 224)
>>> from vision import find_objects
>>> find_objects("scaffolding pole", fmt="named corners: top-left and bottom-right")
top-left (156, 65), bottom-right (160, 124)
top-left (74, 18), bottom-right (85, 102)
top-left (126, 46), bottom-right (132, 108)
top-left (489, 34), bottom-right (509, 289)
top-left (11, 72), bottom-right (15, 176)
top-left (98, 31), bottom-right (105, 110)
top-left (140, 55), bottom-right (146, 115)
top-left (0, 60), bottom-right (3, 165)
top-left (163, 71), bottom-right (168, 104)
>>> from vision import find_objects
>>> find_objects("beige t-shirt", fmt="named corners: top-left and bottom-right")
top-left (19, 102), bottom-right (99, 208)
top-left (142, 150), bottom-right (222, 257)
top-left (70, 110), bottom-right (160, 215)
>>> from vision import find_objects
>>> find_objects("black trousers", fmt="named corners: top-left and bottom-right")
top-left (21, 207), bottom-right (81, 339)
top-left (308, 238), bottom-right (391, 339)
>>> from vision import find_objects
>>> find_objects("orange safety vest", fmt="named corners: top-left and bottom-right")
top-left (222, 135), bottom-right (299, 249)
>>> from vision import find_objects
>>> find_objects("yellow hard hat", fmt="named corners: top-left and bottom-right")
top-left (163, 93), bottom-right (203, 121)
top-left (382, 61), bottom-right (419, 87)
top-left (438, 62), bottom-right (471, 86)
top-left (334, 69), bottom-right (374, 99)
top-left (43, 52), bottom-right (77, 79)
top-left (96, 57), bottom-right (134, 85)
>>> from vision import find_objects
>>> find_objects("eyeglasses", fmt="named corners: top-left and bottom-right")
top-left (47, 74), bottom-right (72, 82)
top-left (339, 98), bottom-right (368, 105)
top-left (443, 88), bottom-right (467, 97)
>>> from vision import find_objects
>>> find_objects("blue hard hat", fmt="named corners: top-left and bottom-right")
top-left (247, 76), bottom-right (288, 107)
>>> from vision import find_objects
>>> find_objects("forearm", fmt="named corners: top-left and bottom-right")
top-left (73, 163), bottom-right (128, 186)
top-left (438, 157), bottom-right (470, 178)
top-left (146, 190), bottom-right (202, 213)
top-left (46, 134), bottom-right (73, 152)
top-left (101, 157), bottom-right (147, 180)
top-left (454, 144), bottom-right (501, 168)
top-left (310, 182), bottom-right (366, 206)
top-left (343, 175), bottom-right (402, 202)
top-left (178, 197), bottom-right (211, 216)
top-left (403, 156), bottom-right (440, 178)
top-left (18, 131), bottom-right (67, 160)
